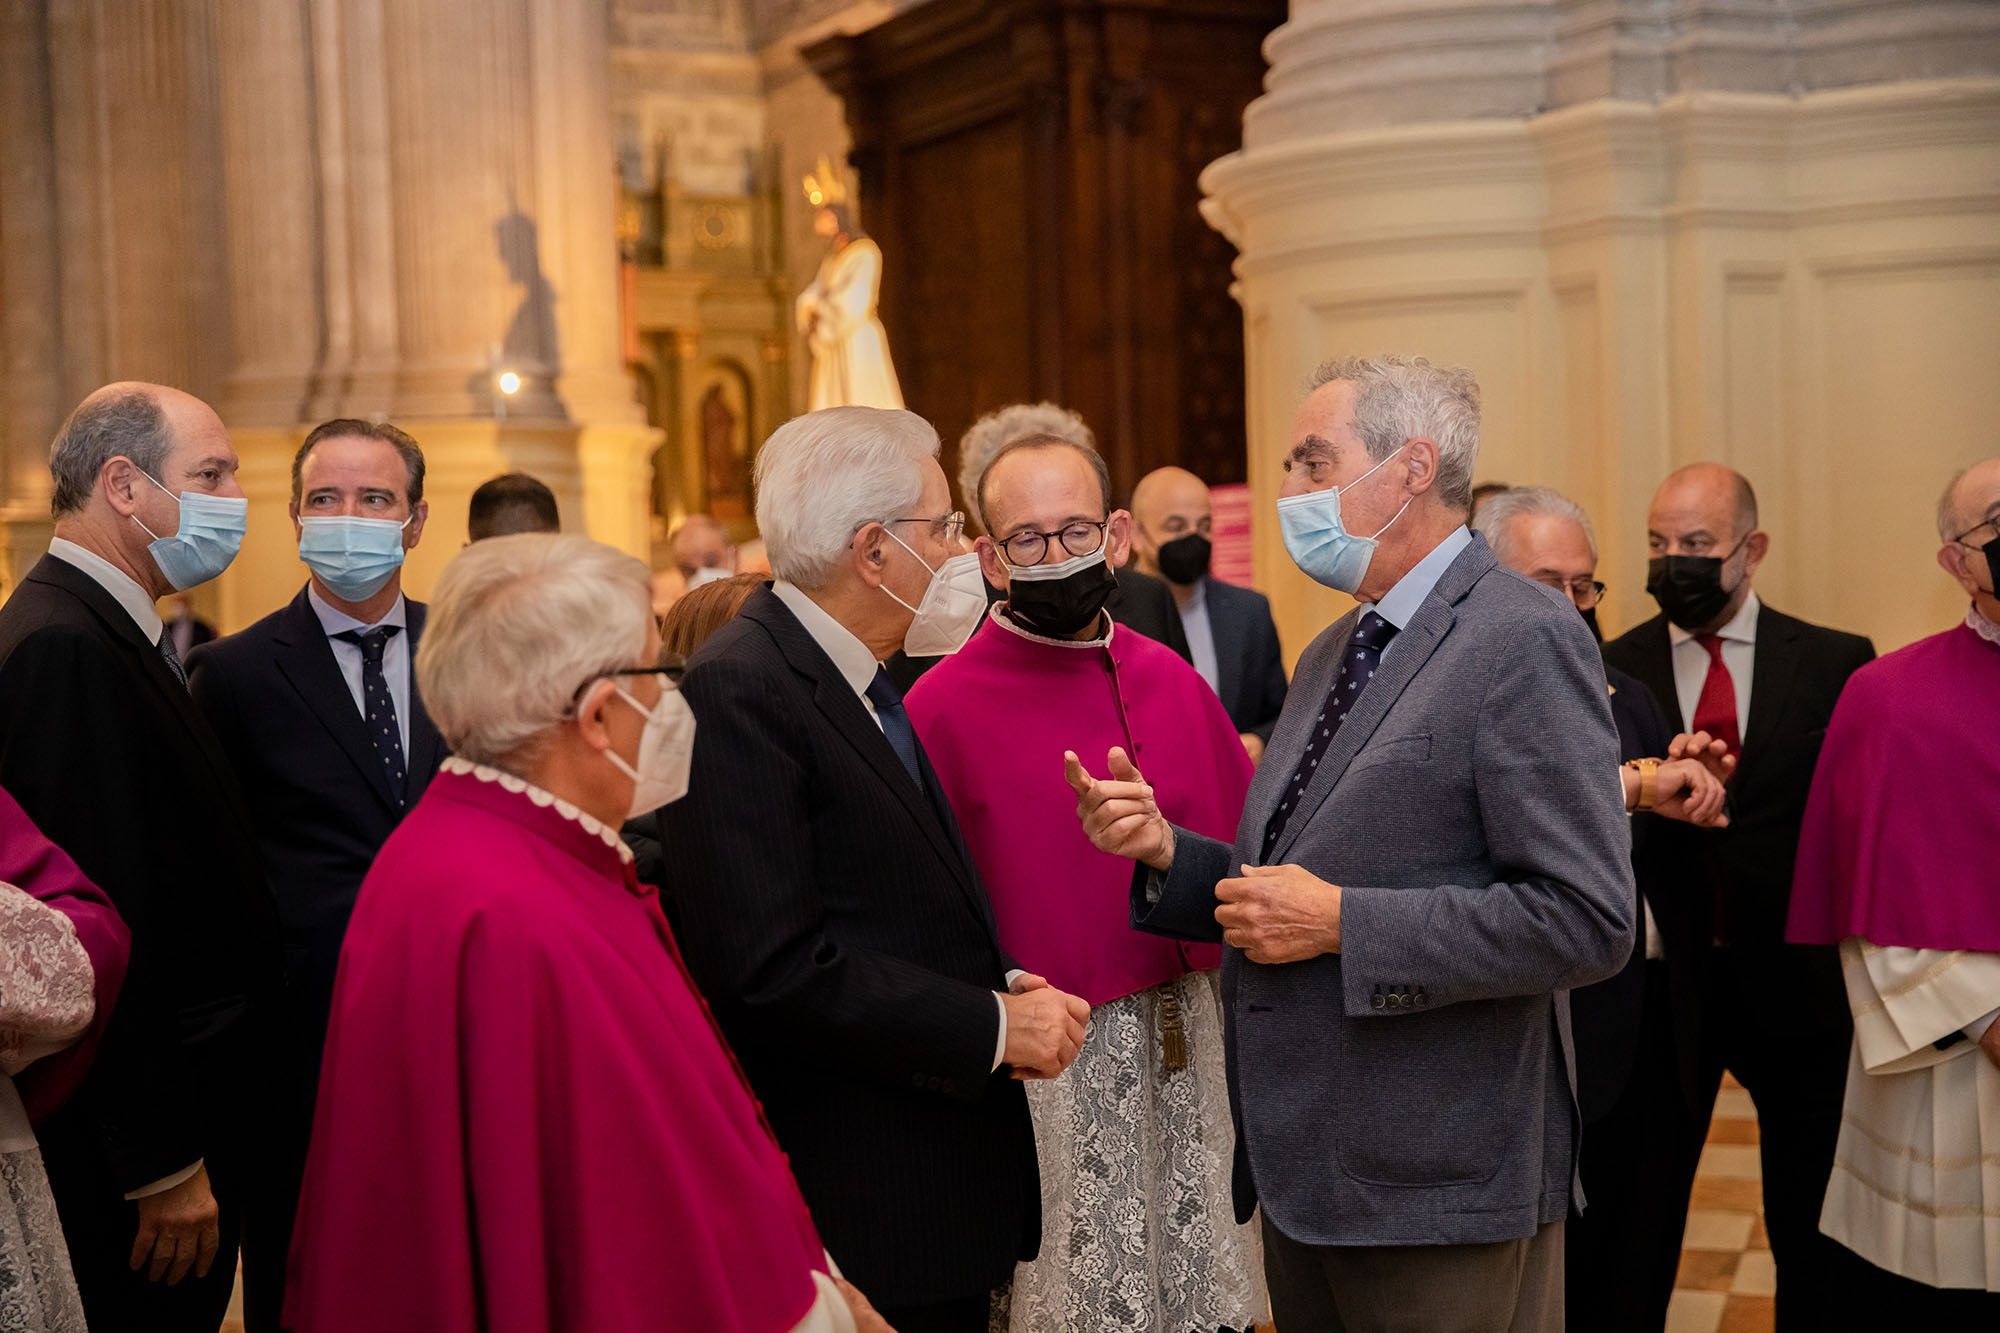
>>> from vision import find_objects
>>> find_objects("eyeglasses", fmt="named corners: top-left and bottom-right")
top-left (1532, 576), bottom-right (1607, 609)
top-left (1952, 515), bottom-right (2000, 547)
top-left (567, 658), bottom-right (686, 710)
top-left (997, 520), bottom-right (1109, 568)
top-left (882, 511), bottom-right (966, 545)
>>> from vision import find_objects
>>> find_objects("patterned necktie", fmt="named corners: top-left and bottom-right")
top-left (155, 627), bottom-right (188, 689)
top-left (1690, 633), bottom-right (1742, 759)
top-left (865, 665), bottom-right (925, 791)
top-left (333, 626), bottom-right (408, 804)
top-left (1261, 610), bottom-right (1399, 861)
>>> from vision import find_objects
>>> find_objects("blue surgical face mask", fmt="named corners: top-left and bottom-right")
top-left (298, 514), bottom-right (413, 602)
top-left (1275, 444), bottom-right (1412, 594)
top-left (133, 470), bottom-right (248, 591)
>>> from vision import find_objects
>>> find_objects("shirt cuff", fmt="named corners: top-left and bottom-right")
top-left (1965, 1008), bottom-right (2000, 1044)
top-left (124, 1160), bottom-right (201, 1202)
top-left (992, 992), bottom-right (1009, 1072)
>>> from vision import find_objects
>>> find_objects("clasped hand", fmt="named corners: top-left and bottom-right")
top-left (1001, 973), bottom-right (1090, 1080)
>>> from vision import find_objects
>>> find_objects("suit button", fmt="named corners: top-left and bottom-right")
top-left (1416, 989), bottom-right (1428, 1007)
top-left (912, 1074), bottom-right (926, 1088)
top-left (940, 1080), bottom-right (957, 1095)
top-left (1372, 993), bottom-right (1387, 1010)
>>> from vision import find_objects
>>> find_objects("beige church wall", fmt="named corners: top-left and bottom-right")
top-left (1206, 78), bottom-right (2000, 666)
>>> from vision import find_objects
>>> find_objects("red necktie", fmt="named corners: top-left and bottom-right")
top-left (1691, 633), bottom-right (1741, 759)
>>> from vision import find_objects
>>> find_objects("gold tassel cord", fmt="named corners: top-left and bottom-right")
top-left (1159, 986), bottom-right (1188, 1074)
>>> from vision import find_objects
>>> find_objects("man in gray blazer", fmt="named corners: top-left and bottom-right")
top-left (1066, 355), bottom-right (1634, 1331)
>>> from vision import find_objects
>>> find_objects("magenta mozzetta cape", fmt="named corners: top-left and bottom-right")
top-left (907, 614), bottom-right (1253, 1006)
top-left (1787, 622), bottom-right (2000, 952)
top-left (283, 763), bottom-right (831, 1333)
top-left (1, 785), bottom-right (129, 1121)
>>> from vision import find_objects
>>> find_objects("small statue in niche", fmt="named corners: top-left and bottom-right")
top-left (795, 157), bottom-right (904, 411)
top-left (700, 380), bottom-right (750, 520)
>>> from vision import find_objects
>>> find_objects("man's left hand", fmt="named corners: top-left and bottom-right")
top-left (1215, 863), bottom-right (1342, 964)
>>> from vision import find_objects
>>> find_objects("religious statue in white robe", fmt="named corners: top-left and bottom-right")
top-left (797, 160), bottom-right (904, 412)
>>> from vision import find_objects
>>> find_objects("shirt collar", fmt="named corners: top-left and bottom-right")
top-left (1183, 577), bottom-right (1208, 616)
top-left (992, 605), bottom-right (1114, 650)
top-left (1667, 588), bottom-right (1761, 647)
top-left (437, 757), bottom-right (634, 864)
top-left (307, 582), bottom-right (409, 637)
top-left (772, 580), bottom-right (879, 698)
top-left (1366, 525), bottom-right (1473, 630)
top-left (47, 538), bottom-right (164, 642)
top-left (1969, 604), bottom-right (2000, 648)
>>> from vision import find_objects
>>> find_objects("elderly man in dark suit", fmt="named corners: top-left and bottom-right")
top-left (1603, 463), bottom-right (1877, 1331)
top-left (186, 418), bottom-right (445, 1332)
top-left (1130, 465), bottom-right (1289, 759)
top-left (1067, 355), bottom-right (1634, 1332)
top-left (1476, 484), bottom-right (1736, 1329)
top-left (658, 406), bottom-right (1090, 1333)
top-left (0, 383), bottom-right (281, 1333)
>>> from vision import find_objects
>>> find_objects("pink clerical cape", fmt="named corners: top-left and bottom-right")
top-left (283, 764), bottom-right (831, 1333)
top-left (1, 786), bottom-right (129, 1121)
top-left (907, 613), bottom-right (1253, 1006)
top-left (1787, 622), bottom-right (2000, 952)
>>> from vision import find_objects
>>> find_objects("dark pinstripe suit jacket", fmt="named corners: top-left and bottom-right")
top-left (655, 586), bottom-right (1038, 1308)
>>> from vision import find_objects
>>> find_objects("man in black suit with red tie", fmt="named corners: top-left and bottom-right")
top-left (1603, 463), bottom-right (1876, 1333)
top-left (187, 419), bottom-right (445, 1333)
top-left (659, 406), bottom-right (1091, 1333)
top-left (0, 383), bottom-right (281, 1333)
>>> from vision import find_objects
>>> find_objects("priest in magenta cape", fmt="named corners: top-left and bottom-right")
top-left (1785, 458), bottom-right (2000, 1310)
top-left (284, 533), bottom-right (860, 1333)
top-left (905, 434), bottom-right (1265, 1332)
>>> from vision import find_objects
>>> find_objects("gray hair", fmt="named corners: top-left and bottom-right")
top-left (1472, 485), bottom-right (1598, 564)
top-left (416, 534), bottom-right (653, 768)
top-left (1305, 355), bottom-right (1481, 511)
top-left (754, 406), bottom-right (939, 589)
top-left (49, 390), bottom-right (174, 517)
top-left (957, 402), bottom-right (1096, 529)
top-left (1938, 463), bottom-right (1979, 543)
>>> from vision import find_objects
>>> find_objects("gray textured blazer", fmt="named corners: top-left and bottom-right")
top-left (1137, 534), bottom-right (1634, 1249)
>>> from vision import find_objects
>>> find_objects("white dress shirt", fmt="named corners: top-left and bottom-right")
top-left (1667, 589), bottom-right (1759, 735)
top-left (1177, 579), bottom-right (1222, 695)
top-left (44, 540), bottom-right (201, 1201)
top-left (307, 584), bottom-right (412, 756)
top-left (771, 582), bottom-right (1020, 1070)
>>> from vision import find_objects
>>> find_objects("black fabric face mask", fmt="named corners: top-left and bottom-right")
top-left (1154, 532), bottom-right (1212, 586)
top-left (1646, 540), bottom-right (1745, 631)
top-left (1579, 604), bottom-right (1602, 642)
top-left (1007, 551), bottom-right (1118, 638)
top-left (1975, 534), bottom-right (2000, 595)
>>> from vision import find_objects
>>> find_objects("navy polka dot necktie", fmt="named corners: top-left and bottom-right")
top-left (333, 626), bottom-right (407, 805)
top-left (1261, 610), bottom-right (1399, 861)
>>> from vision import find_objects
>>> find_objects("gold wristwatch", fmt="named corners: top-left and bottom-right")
top-left (1627, 757), bottom-right (1661, 812)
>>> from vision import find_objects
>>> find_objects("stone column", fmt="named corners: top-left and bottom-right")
top-left (1204, 0), bottom-right (2000, 657)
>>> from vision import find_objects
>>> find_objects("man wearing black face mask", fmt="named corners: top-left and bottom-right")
top-left (1603, 463), bottom-right (1877, 1333)
top-left (1131, 466), bottom-right (1289, 761)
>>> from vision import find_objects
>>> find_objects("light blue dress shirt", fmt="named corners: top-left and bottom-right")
top-left (307, 584), bottom-right (412, 757)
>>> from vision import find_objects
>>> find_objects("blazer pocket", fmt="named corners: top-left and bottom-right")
top-left (1333, 1003), bottom-right (1505, 1188)
top-left (1345, 733), bottom-right (1432, 776)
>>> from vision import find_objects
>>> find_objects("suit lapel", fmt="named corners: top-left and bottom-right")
top-left (29, 559), bottom-right (258, 832)
top-left (271, 590), bottom-right (400, 813)
top-left (1625, 618), bottom-right (1681, 731)
top-left (1207, 583), bottom-right (1246, 722)
top-left (1271, 596), bottom-right (1457, 863)
top-left (1240, 606), bottom-right (1354, 846)
top-left (403, 601), bottom-right (446, 797)
top-left (1734, 605), bottom-right (1799, 792)
top-left (746, 593), bottom-right (981, 904)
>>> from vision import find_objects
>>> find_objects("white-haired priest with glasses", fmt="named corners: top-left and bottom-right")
top-left (285, 533), bottom-right (890, 1333)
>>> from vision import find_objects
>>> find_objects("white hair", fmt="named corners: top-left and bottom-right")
top-left (754, 407), bottom-right (939, 589)
top-left (1473, 485), bottom-right (1598, 564)
top-left (417, 534), bottom-right (653, 767)
top-left (1938, 463), bottom-right (1985, 543)
top-left (957, 402), bottom-right (1096, 529)
top-left (1306, 355), bottom-right (1481, 511)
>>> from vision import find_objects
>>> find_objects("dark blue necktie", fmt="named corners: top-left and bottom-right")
top-left (155, 628), bottom-right (188, 689)
top-left (333, 626), bottom-right (408, 805)
top-left (865, 665), bottom-right (924, 792)
top-left (1261, 610), bottom-right (1399, 860)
